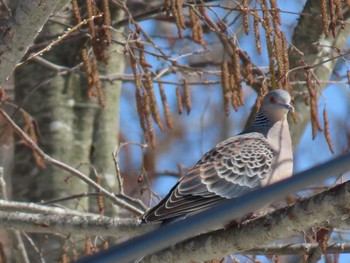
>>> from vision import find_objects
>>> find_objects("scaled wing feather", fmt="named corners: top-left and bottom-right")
top-left (143, 132), bottom-right (276, 221)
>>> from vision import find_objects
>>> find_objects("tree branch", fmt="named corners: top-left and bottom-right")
top-left (0, 199), bottom-right (94, 216)
top-left (288, 3), bottom-right (350, 147)
top-left (246, 242), bottom-right (350, 255)
top-left (0, 108), bottom-right (145, 216)
top-left (0, 0), bottom-right (69, 86)
top-left (143, 180), bottom-right (350, 262)
top-left (2, 178), bottom-right (350, 261)
top-left (0, 211), bottom-right (156, 238)
top-left (0, 168), bottom-right (29, 263)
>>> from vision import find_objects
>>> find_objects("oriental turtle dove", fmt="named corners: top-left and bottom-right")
top-left (142, 89), bottom-right (294, 222)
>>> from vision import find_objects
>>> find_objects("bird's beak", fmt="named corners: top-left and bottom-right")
top-left (280, 103), bottom-right (294, 112)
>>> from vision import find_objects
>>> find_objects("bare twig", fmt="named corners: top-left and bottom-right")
top-left (21, 232), bottom-right (45, 263)
top-left (16, 14), bottom-right (103, 68)
top-left (0, 109), bottom-right (144, 216)
top-left (0, 168), bottom-right (30, 263)
top-left (0, 199), bottom-right (94, 217)
top-left (113, 141), bottom-right (147, 195)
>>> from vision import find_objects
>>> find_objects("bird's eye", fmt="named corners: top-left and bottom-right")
top-left (270, 96), bottom-right (276, 104)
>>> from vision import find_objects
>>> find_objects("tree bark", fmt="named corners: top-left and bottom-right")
top-left (89, 5), bottom-right (125, 215)
top-left (12, 1), bottom-right (125, 261)
top-left (0, 0), bottom-right (69, 86)
top-left (142, 181), bottom-right (350, 262)
top-left (288, 1), bottom-right (350, 147)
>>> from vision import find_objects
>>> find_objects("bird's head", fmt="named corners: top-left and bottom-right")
top-left (260, 89), bottom-right (294, 122)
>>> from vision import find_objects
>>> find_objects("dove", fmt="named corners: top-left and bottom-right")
top-left (141, 89), bottom-right (294, 222)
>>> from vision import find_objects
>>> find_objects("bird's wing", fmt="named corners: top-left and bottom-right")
top-left (142, 132), bottom-right (276, 222)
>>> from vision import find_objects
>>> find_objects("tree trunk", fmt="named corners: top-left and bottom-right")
top-left (12, 3), bottom-right (125, 261)
top-left (288, 1), bottom-right (350, 147)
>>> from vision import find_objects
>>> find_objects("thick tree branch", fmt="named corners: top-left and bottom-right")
top-left (247, 242), bottom-right (350, 255)
top-left (2, 178), bottom-right (350, 260)
top-left (288, 3), bottom-right (350, 147)
top-left (143, 180), bottom-right (350, 262)
top-left (75, 153), bottom-right (350, 263)
top-left (0, 211), bottom-right (155, 238)
top-left (0, 199), bottom-right (95, 216)
top-left (0, 0), bottom-right (69, 86)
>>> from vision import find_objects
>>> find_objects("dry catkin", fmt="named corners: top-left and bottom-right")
top-left (183, 80), bottom-right (192, 114)
top-left (242, 0), bottom-right (249, 35)
top-left (176, 87), bottom-right (183, 114)
top-left (323, 107), bottom-right (335, 153)
top-left (158, 83), bottom-right (173, 129)
top-left (221, 60), bottom-right (231, 115)
top-left (252, 11), bottom-right (262, 54)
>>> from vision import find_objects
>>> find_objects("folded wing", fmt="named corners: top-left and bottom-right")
top-left (142, 132), bottom-right (276, 222)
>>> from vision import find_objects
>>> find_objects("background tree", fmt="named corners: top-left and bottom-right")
top-left (0, 0), bottom-right (350, 262)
